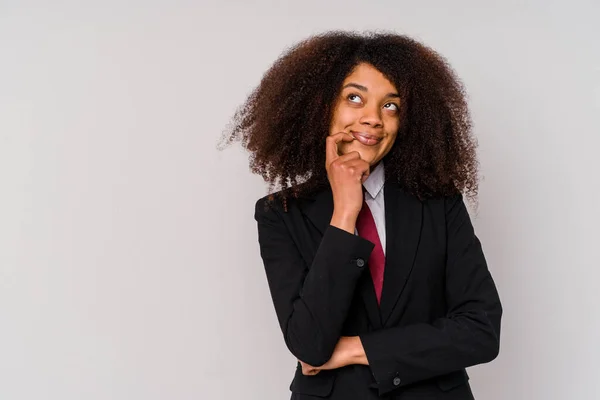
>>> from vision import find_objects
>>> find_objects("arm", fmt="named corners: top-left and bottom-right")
top-left (255, 198), bottom-right (374, 366)
top-left (298, 336), bottom-right (367, 375)
top-left (358, 193), bottom-right (503, 396)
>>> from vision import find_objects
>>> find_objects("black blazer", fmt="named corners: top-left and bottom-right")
top-left (254, 179), bottom-right (502, 400)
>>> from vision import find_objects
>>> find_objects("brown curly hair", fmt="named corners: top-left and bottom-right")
top-left (219, 30), bottom-right (479, 209)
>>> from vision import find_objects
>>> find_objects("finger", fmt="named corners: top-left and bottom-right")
top-left (326, 132), bottom-right (355, 162)
top-left (299, 360), bottom-right (315, 376)
top-left (340, 159), bottom-right (371, 182)
top-left (326, 132), bottom-right (355, 165)
top-left (335, 150), bottom-right (361, 163)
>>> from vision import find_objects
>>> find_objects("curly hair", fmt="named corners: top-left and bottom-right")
top-left (219, 30), bottom-right (479, 210)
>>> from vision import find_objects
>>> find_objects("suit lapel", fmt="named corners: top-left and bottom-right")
top-left (379, 180), bottom-right (423, 326)
top-left (298, 181), bottom-right (423, 329)
top-left (357, 269), bottom-right (383, 329)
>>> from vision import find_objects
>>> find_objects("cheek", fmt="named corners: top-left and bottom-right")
top-left (331, 107), bottom-right (354, 129)
top-left (381, 134), bottom-right (398, 153)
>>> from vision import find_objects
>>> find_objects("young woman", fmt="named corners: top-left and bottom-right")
top-left (221, 31), bottom-right (502, 400)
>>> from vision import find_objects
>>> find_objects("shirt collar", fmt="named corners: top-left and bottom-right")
top-left (363, 160), bottom-right (385, 199)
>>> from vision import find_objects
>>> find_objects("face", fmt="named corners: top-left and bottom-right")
top-left (329, 63), bottom-right (401, 167)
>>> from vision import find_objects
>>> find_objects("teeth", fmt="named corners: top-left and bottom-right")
top-left (357, 133), bottom-right (379, 140)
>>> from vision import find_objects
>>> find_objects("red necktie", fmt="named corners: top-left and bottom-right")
top-left (356, 199), bottom-right (385, 305)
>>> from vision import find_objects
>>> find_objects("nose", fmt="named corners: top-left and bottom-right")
top-left (358, 105), bottom-right (383, 128)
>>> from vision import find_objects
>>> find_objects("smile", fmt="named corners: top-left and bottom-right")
top-left (351, 131), bottom-right (383, 146)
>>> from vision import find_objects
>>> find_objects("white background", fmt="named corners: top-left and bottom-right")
top-left (1, 1), bottom-right (599, 399)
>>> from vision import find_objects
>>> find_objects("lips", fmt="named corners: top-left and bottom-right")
top-left (351, 131), bottom-right (383, 146)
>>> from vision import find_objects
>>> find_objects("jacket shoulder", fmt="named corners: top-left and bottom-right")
top-left (254, 190), bottom-right (304, 222)
top-left (254, 193), bottom-right (281, 221)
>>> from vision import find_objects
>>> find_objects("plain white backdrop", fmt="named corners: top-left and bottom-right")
top-left (1, 1), bottom-right (599, 399)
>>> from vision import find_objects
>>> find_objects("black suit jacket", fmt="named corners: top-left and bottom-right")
top-left (254, 179), bottom-right (502, 399)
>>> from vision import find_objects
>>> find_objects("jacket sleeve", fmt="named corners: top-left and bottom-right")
top-left (359, 193), bottom-right (503, 396)
top-left (255, 198), bottom-right (375, 367)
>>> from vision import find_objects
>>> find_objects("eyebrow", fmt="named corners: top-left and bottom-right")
top-left (342, 82), bottom-right (400, 99)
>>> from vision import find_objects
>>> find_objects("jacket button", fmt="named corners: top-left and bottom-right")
top-left (393, 377), bottom-right (401, 386)
top-left (356, 258), bottom-right (365, 267)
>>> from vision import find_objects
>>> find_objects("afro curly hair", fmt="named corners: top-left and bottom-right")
top-left (219, 30), bottom-right (480, 210)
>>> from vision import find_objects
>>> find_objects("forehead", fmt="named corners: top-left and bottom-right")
top-left (342, 63), bottom-right (397, 92)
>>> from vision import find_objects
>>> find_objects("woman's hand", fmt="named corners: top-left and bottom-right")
top-left (298, 336), bottom-right (368, 375)
top-left (326, 132), bottom-right (370, 232)
top-left (299, 360), bottom-right (320, 376)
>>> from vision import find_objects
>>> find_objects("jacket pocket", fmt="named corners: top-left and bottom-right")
top-left (436, 369), bottom-right (469, 392)
top-left (289, 365), bottom-right (336, 397)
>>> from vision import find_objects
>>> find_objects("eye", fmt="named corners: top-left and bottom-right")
top-left (347, 93), bottom-right (362, 103)
top-left (384, 103), bottom-right (399, 111)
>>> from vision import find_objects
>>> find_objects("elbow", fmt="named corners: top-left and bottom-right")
top-left (295, 351), bottom-right (332, 368)
top-left (280, 310), bottom-right (340, 367)
top-left (479, 335), bottom-right (500, 363)
top-left (462, 328), bottom-right (499, 366)
top-left (283, 329), bottom-right (335, 367)
top-left (476, 300), bottom-right (502, 364)
top-left (460, 308), bottom-right (501, 365)
top-left (285, 343), bottom-right (332, 367)
top-left (477, 316), bottom-right (501, 363)
top-left (485, 307), bottom-right (502, 362)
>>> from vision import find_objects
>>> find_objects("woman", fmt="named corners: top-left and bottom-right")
top-left (221, 31), bottom-right (502, 399)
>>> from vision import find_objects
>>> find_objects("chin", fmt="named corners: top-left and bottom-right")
top-left (340, 142), bottom-right (378, 162)
top-left (354, 150), bottom-right (378, 165)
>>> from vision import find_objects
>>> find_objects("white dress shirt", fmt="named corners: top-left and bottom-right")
top-left (355, 160), bottom-right (386, 255)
